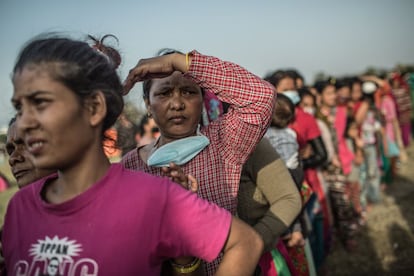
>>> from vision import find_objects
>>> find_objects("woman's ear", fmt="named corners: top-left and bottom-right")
top-left (86, 91), bottom-right (107, 127)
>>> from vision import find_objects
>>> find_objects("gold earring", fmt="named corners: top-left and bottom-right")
top-left (147, 112), bottom-right (152, 118)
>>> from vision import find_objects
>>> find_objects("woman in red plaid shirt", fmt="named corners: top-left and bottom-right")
top-left (122, 49), bottom-right (275, 275)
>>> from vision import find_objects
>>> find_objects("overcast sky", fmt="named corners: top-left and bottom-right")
top-left (1, 0), bottom-right (413, 127)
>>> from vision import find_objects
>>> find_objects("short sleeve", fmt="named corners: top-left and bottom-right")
top-left (158, 182), bottom-right (232, 262)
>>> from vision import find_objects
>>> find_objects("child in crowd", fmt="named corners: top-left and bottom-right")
top-left (344, 117), bottom-right (364, 222)
top-left (363, 89), bottom-right (384, 204)
top-left (266, 93), bottom-right (317, 276)
top-left (265, 93), bottom-right (301, 177)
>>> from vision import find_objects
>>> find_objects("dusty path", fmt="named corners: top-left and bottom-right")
top-left (324, 144), bottom-right (414, 275)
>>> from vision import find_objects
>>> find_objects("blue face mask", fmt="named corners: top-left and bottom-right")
top-left (147, 135), bottom-right (210, 167)
top-left (283, 90), bottom-right (300, 105)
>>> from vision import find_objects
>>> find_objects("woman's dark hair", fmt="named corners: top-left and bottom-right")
top-left (344, 116), bottom-right (356, 138)
top-left (335, 77), bottom-right (351, 90)
top-left (13, 33), bottom-right (124, 135)
top-left (263, 70), bottom-right (294, 88)
top-left (298, 87), bottom-right (316, 104)
top-left (349, 76), bottom-right (362, 86)
top-left (88, 34), bottom-right (122, 69)
top-left (313, 77), bottom-right (336, 94)
top-left (271, 93), bottom-right (295, 128)
top-left (142, 48), bottom-right (185, 100)
top-left (286, 69), bottom-right (304, 84)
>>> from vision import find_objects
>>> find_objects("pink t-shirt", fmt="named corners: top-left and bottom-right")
top-left (2, 164), bottom-right (231, 276)
top-left (381, 95), bottom-right (398, 142)
top-left (334, 106), bottom-right (354, 175)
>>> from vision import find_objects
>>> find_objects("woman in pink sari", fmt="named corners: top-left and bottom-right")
top-left (314, 78), bottom-right (358, 251)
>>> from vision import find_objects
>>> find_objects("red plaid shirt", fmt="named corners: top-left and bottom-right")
top-left (122, 50), bottom-right (275, 275)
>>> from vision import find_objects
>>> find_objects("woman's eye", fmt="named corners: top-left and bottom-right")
top-left (33, 98), bottom-right (49, 108)
top-left (13, 102), bottom-right (22, 115)
top-left (34, 98), bottom-right (45, 104)
top-left (182, 89), bottom-right (197, 96)
top-left (155, 89), bottom-right (171, 97)
top-left (13, 103), bottom-right (21, 112)
top-left (6, 145), bottom-right (15, 156)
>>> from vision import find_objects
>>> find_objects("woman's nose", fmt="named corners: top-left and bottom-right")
top-left (18, 106), bottom-right (38, 132)
top-left (9, 147), bottom-right (25, 166)
top-left (170, 92), bottom-right (185, 110)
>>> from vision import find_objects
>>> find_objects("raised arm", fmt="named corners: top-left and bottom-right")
top-left (124, 50), bottom-right (275, 165)
top-left (186, 51), bottom-right (275, 165)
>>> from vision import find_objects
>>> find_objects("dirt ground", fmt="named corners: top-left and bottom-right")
top-left (323, 143), bottom-right (414, 275)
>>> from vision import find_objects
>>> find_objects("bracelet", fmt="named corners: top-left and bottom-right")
top-left (185, 52), bottom-right (191, 71)
top-left (170, 257), bottom-right (201, 274)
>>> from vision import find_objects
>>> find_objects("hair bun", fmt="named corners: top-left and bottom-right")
top-left (88, 34), bottom-right (121, 69)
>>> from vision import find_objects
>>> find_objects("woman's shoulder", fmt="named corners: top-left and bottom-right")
top-left (294, 107), bottom-right (318, 126)
top-left (121, 146), bottom-right (146, 169)
top-left (117, 166), bottom-right (190, 203)
top-left (119, 163), bottom-right (161, 181)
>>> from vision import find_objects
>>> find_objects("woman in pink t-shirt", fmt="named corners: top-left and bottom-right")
top-left (2, 34), bottom-right (264, 276)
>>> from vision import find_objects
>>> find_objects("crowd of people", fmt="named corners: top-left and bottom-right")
top-left (262, 68), bottom-right (413, 275)
top-left (0, 32), bottom-right (413, 276)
